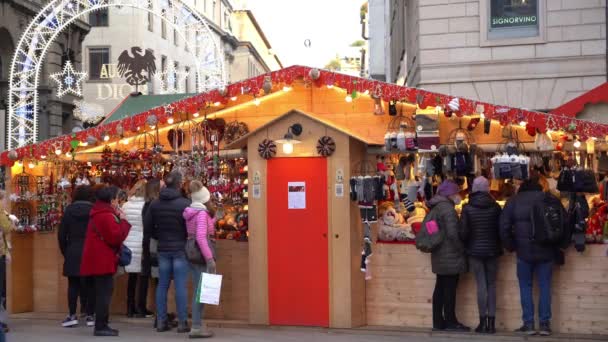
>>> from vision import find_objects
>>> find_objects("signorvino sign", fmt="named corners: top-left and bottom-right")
top-left (491, 15), bottom-right (537, 28)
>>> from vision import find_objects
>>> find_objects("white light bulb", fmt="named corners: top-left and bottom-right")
top-left (80, 141), bottom-right (88, 147)
top-left (40, 155), bottom-right (47, 159)
top-left (364, 89), bottom-right (370, 95)
top-left (193, 112), bottom-right (200, 118)
top-left (519, 121), bottom-right (527, 127)
top-left (167, 117), bottom-right (174, 124)
top-left (103, 135), bottom-right (110, 142)
top-left (480, 113), bottom-right (486, 119)
top-left (55, 149), bottom-right (62, 156)
top-left (254, 98), bottom-right (261, 106)
top-left (28, 162), bottom-right (35, 169)
top-left (214, 101), bottom-right (221, 106)
top-left (574, 140), bottom-right (581, 148)
top-left (327, 85), bottom-right (334, 89)
top-left (345, 95), bottom-right (353, 103)
top-left (230, 96), bottom-right (237, 101)
top-left (282, 142), bottom-right (293, 154)
top-left (283, 86), bottom-right (292, 92)
top-left (65, 151), bottom-right (72, 158)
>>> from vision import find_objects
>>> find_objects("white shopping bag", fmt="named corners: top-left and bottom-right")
top-left (199, 273), bottom-right (222, 305)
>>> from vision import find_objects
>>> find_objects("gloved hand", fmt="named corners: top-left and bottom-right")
top-left (206, 259), bottom-right (217, 274)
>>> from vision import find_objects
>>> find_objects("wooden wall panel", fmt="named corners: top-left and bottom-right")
top-left (7, 234), bottom-right (33, 313)
top-left (366, 244), bottom-right (608, 335)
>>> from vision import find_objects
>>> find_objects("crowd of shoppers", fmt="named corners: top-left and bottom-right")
top-left (427, 176), bottom-right (568, 336)
top-left (55, 171), bottom-right (216, 338)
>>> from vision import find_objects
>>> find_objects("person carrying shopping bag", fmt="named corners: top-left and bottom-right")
top-left (183, 180), bottom-right (216, 339)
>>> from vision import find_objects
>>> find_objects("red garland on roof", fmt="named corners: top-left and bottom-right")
top-left (3, 65), bottom-right (608, 166)
top-left (550, 82), bottom-right (608, 118)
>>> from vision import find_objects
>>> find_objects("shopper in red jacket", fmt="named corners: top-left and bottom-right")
top-left (81, 185), bottom-right (131, 337)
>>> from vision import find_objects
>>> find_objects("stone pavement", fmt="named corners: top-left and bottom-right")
top-left (7, 318), bottom-right (606, 342)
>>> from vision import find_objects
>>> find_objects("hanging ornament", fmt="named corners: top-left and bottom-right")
top-left (49, 61), bottom-right (87, 98)
top-left (309, 68), bottom-right (321, 81)
top-left (567, 122), bottom-right (577, 132)
top-left (167, 128), bottom-right (185, 150)
top-left (467, 117), bottom-right (480, 131)
top-left (116, 124), bottom-right (124, 136)
top-left (448, 98), bottom-right (461, 117)
top-left (258, 139), bottom-right (276, 159)
top-left (373, 98), bottom-right (384, 115)
top-left (70, 138), bottom-right (79, 150)
top-left (8, 150), bottom-right (18, 161)
top-left (146, 114), bottom-right (158, 127)
top-left (86, 135), bottom-right (97, 146)
top-left (262, 76), bottom-right (273, 95)
top-left (224, 121), bottom-right (249, 144)
top-left (316, 136), bottom-right (336, 157)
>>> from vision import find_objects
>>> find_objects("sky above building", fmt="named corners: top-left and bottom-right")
top-left (243, 0), bottom-right (364, 68)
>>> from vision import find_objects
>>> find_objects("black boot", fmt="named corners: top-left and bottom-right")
top-left (487, 317), bottom-right (496, 334)
top-left (177, 321), bottom-right (190, 333)
top-left (156, 320), bottom-right (171, 333)
top-left (94, 326), bottom-right (119, 337)
top-left (126, 300), bottom-right (135, 318)
top-left (475, 316), bottom-right (487, 333)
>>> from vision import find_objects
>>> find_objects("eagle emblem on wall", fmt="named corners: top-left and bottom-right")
top-left (117, 46), bottom-right (156, 91)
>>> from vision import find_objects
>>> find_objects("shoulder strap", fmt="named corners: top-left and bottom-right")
top-left (91, 218), bottom-right (119, 253)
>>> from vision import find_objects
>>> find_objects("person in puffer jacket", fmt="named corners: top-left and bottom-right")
top-left (121, 179), bottom-right (150, 318)
top-left (428, 180), bottom-right (469, 333)
top-left (460, 176), bottom-right (502, 334)
top-left (183, 180), bottom-right (216, 339)
top-left (500, 177), bottom-right (562, 336)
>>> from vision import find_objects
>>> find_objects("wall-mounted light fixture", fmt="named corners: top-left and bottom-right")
top-left (276, 123), bottom-right (303, 154)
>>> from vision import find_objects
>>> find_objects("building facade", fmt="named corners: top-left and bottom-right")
top-left (81, 0), bottom-right (236, 116)
top-left (0, 0), bottom-right (90, 150)
top-left (368, 0), bottom-right (606, 112)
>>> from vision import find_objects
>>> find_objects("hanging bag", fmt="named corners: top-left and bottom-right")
top-left (415, 208), bottom-right (445, 253)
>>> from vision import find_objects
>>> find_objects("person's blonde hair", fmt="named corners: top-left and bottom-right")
top-left (189, 180), bottom-right (203, 194)
top-left (129, 179), bottom-right (147, 198)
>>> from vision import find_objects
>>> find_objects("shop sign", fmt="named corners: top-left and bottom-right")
top-left (490, 0), bottom-right (538, 29)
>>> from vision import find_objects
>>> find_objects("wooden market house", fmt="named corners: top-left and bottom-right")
top-left (2, 66), bottom-right (607, 335)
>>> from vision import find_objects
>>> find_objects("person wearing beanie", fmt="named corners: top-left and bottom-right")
top-left (183, 180), bottom-right (216, 339)
top-left (460, 176), bottom-right (502, 334)
top-left (426, 180), bottom-right (469, 332)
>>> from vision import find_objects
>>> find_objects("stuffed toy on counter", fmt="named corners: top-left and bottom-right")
top-left (377, 202), bottom-right (415, 242)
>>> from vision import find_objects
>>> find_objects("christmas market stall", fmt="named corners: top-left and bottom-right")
top-left (1, 66), bottom-right (607, 334)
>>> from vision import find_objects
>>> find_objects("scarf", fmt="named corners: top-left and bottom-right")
top-left (190, 202), bottom-right (207, 209)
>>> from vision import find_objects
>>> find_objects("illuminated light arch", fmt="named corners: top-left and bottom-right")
top-left (8, 0), bottom-right (226, 149)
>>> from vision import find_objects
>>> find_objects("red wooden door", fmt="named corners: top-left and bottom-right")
top-left (267, 157), bottom-right (329, 327)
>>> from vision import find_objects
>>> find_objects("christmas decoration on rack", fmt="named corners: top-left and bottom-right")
top-left (49, 61), bottom-right (87, 98)
top-left (224, 121), bottom-right (249, 145)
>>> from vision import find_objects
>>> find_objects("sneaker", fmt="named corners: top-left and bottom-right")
top-left (189, 327), bottom-right (214, 339)
top-left (61, 315), bottom-right (78, 328)
top-left (539, 322), bottom-right (552, 336)
top-left (86, 316), bottom-right (95, 327)
top-left (515, 324), bottom-right (536, 336)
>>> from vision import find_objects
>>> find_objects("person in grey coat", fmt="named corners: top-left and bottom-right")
top-left (428, 180), bottom-right (469, 332)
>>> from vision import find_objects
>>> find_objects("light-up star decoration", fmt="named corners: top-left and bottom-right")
top-left (156, 61), bottom-right (189, 94)
top-left (49, 60), bottom-right (87, 97)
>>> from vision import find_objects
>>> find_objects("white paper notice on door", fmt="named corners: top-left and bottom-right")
top-left (288, 182), bottom-right (306, 209)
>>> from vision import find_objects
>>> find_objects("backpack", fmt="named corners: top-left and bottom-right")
top-left (530, 193), bottom-right (565, 245)
top-left (415, 208), bottom-right (445, 253)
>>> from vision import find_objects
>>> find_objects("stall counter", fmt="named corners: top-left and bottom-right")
top-left (366, 243), bottom-right (608, 335)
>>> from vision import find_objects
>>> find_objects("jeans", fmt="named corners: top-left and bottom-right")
top-left (156, 251), bottom-right (189, 325)
top-left (127, 273), bottom-right (150, 312)
top-left (516, 258), bottom-right (553, 325)
top-left (470, 257), bottom-right (498, 317)
top-left (190, 263), bottom-right (209, 329)
top-left (432, 274), bottom-right (460, 328)
top-left (93, 275), bottom-right (114, 330)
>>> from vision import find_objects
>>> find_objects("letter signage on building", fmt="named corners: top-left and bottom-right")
top-left (490, 0), bottom-right (538, 29)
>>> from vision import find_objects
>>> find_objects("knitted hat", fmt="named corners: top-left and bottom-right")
top-left (472, 176), bottom-right (490, 193)
top-left (191, 186), bottom-right (211, 204)
top-left (189, 180), bottom-right (211, 204)
top-left (437, 180), bottom-right (459, 197)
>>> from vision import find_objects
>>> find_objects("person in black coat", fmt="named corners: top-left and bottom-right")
top-left (500, 177), bottom-right (564, 336)
top-left (460, 176), bottom-right (502, 334)
top-left (57, 186), bottom-right (95, 327)
top-left (143, 171), bottom-right (191, 332)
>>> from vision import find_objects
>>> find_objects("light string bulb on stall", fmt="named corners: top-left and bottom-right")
top-left (573, 139), bottom-right (581, 148)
